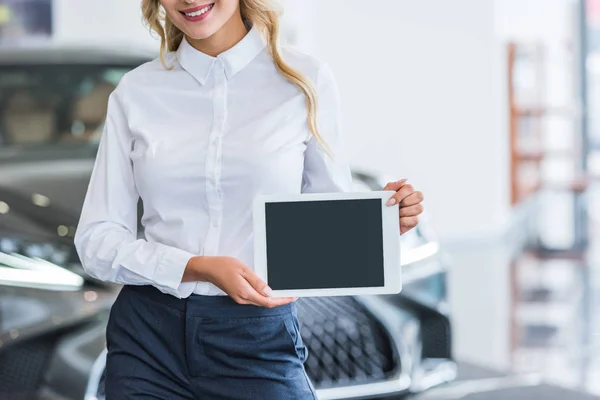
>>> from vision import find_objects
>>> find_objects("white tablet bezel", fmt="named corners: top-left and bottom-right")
top-left (253, 190), bottom-right (402, 297)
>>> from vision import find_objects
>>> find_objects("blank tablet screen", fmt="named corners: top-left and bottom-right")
top-left (264, 198), bottom-right (385, 290)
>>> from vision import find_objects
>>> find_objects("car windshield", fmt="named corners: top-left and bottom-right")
top-left (0, 64), bottom-right (131, 148)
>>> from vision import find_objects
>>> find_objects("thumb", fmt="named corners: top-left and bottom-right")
top-left (383, 179), bottom-right (407, 191)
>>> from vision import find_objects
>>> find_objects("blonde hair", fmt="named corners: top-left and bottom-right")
top-left (141, 0), bottom-right (329, 153)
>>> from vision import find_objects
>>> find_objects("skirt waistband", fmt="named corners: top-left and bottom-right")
top-left (123, 285), bottom-right (295, 318)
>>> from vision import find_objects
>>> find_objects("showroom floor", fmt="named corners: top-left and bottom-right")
top-left (406, 362), bottom-right (600, 399)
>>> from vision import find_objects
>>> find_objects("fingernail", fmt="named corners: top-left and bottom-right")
top-left (386, 198), bottom-right (397, 206)
top-left (396, 179), bottom-right (407, 184)
top-left (263, 286), bottom-right (273, 297)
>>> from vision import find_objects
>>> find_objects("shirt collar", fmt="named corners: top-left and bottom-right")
top-left (176, 26), bottom-right (266, 85)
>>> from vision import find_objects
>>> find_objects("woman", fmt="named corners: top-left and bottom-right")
top-left (74, 0), bottom-right (425, 398)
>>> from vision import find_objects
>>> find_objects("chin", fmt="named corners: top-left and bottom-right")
top-left (184, 28), bottom-right (216, 40)
top-left (175, 18), bottom-right (215, 38)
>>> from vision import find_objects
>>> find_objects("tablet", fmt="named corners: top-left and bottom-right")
top-left (253, 191), bottom-right (401, 297)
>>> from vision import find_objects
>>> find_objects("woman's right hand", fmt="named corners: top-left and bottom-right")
top-left (184, 256), bottom-right (296, 308)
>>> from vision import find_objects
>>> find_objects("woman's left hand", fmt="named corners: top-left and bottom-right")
top-left (383, 179), bottom-right (424, 235)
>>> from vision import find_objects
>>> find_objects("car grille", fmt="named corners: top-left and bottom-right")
top-left (0, 335), bottom-right (59, 400)
top-left (421, 314), bottom-right (452, 359)
top-left (296, 297), bottom-right (397, 389)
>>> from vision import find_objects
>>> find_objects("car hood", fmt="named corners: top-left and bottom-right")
top-left (0, 181), bottom-right (94, 288)
top-left (0, 169), bottom-right (84, 241)
top-left (0, 185), bottom-right (115, 349)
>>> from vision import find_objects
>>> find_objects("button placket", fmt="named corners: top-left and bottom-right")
top-left (214, 61), bottom-right (226, 204)
top-left (203, 59), bottom-right (227, 255)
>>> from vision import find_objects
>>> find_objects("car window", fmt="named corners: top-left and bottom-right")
top-left (0, 65), bottom-right (130, 148)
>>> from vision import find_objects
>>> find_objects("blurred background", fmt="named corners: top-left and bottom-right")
top-left (2, 0), bottom-right (600, 399)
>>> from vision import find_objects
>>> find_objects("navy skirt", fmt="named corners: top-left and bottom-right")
top-left (105, 285), bottom-right (317, 400)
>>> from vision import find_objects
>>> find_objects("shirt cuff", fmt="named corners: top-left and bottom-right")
top-left (154, 245), bottom-right (196, 298)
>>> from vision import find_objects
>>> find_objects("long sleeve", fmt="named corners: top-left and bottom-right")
top-left (302, 63), bottom-right (355, 193)
top-left (73, 84), bottom-right (197, 298)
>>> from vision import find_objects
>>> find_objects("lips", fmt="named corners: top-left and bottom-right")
top-left (180, 3), bottom-right (214, 21)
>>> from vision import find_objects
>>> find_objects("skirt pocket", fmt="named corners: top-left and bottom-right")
top-left (283, 314), bottom-right (308, 363)
top-left (186, 313), bottom-right (305, 379)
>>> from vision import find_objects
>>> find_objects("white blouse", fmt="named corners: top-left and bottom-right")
top-left (74, 27), bottom-right (354, 298)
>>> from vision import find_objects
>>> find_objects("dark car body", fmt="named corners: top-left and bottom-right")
top-left (0, 47), bottom-right (455, 400)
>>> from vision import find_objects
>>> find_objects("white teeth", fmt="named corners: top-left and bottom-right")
top-left (185, 4), bottom-right (212, 17)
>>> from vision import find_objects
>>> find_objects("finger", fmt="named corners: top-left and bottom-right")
top-left (383, 179), bottom-right (407, 192)
top-left (242, 289), bottom-right (273, 307)
top-left (400, 191), bottom-right (424, 207)
top-left (241, 268), bottom-right (271, 296)
top-left (386, 183), bottom-right (414, 206)
top-left (400, 216), bottom-right (419, 234)
top-left (268, 297), bottom-right (298, 307)
top-left (399, 203), bottom-right (424, 217)
top-left (244, 290), bottom-right (296, 308)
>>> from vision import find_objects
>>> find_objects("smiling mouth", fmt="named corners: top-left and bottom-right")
top-left (180, 3), bottom-right (215, 18)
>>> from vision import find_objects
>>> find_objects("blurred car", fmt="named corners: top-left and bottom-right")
top-left (0, 47), bottom-right (456, 400)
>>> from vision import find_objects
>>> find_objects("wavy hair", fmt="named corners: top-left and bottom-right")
top-left (141, 0), bottom-right (328, 153)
